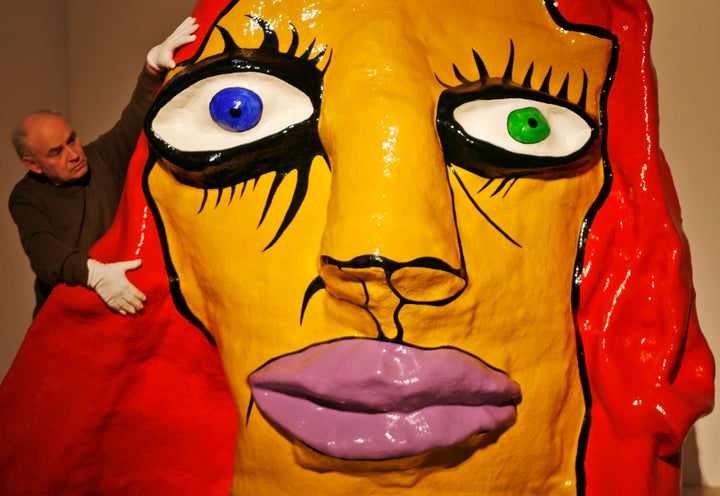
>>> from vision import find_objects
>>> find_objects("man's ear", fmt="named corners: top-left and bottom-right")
top-left (21, 156), bottom-right (43, 175)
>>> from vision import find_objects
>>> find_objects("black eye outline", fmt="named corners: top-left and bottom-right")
top-left (144, 17), bottom-right (329, 191)
top-left (436, 43), bottom-right (601, 180)
top-left (144, 15), bottom-right (331, 251)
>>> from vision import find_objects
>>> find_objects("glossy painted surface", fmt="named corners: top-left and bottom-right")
top-left (0, 1), bottom-right (713, 495)
top-left (249, 339), bottom-right (521, 459)
top-left (146, 0), bottom-right (611, 493)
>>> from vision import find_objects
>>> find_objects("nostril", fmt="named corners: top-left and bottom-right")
top-left (390, 265), bottom-right (466, 304)
top-left (319, 254), bottom-right (467, 306)
top-left (319, 264), bottom-right (386, 305)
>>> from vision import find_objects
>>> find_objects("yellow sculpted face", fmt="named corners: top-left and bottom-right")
top-left (145, 0), bottom-right (613, 493)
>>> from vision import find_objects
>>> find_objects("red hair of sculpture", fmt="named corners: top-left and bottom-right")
top-left (0, 1), bottom-right (713, 495)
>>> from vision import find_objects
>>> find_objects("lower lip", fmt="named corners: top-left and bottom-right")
top-left (249, 339), bottom-right (520, 460)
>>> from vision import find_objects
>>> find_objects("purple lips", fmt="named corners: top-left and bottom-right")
top-left (249, 339), bottom-right (520, 460)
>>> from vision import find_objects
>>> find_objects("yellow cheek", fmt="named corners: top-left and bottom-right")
top-left (147, 157), bottom-right (333, 362)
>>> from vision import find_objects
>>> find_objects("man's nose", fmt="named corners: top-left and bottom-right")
top-left (65, 144), bottom-right (80, 161)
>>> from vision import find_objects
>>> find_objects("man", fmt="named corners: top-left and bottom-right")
top-left (0, 1), bottom-right (713, 495)
top-left (9, 17), bottom-right (198, 317)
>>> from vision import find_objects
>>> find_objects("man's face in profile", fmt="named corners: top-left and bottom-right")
top-left (145, 0), bottom-right (613, 493)
top-left (20, 113), bottom-right (88, 185)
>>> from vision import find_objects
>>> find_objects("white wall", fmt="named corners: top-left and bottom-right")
top-left (648, 0), bottom-right (720, 488)
top-left (66, 0), bottom-right (197, 139)
top-left (0, 0), bottom-right (69, 383)
top-left (0, 0), bottom-right (717, 488)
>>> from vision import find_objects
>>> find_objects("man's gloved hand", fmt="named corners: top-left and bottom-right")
top-left (146, 16), bottom-right (199, 74)
top-left (87, 259), bottom-right (146, 316)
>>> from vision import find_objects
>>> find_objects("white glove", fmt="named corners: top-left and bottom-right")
top-left (87, 259), bottom-right (146, 316)
top-left (146, 16), bottom-right (199, 73)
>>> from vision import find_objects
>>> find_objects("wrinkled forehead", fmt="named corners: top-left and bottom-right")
top-left (189, 0), bottom-right (612, 107)
top-left (22, 114), bottom-right (73, 149)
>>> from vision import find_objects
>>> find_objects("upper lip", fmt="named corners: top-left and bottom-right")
top-left (250, 338), bottom-right (520, 412)
top-left (71, 159), bottom-right (86, 172)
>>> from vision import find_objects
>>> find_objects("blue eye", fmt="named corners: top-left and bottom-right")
top-left (209, 87), bottom-right (263, 132)
top-left (150, 72), bottom-right (314, 152)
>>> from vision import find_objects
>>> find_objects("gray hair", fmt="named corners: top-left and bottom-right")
top-left (11, 107), bottom-right (65, 159)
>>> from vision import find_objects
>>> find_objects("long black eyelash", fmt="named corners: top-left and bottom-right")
top-left (477, 177), bottom-right (519, 198)
top-left (249, 16), bottom-right (330, 70)
top-left (259, 172), bottom-right (286, 228)
top-left (502, 40), bottom-right (515, 82)
top-left (214, 16), bottom-right (330, 74)
top-left (213, 184), bottom-right (239, 206)
top-left (196, 181), bottom-right (247, 213)
top-left (539, 66), bottom-right (553, 93)
top-left (473, 49), bottom-right (490, 84)
top-left (522, 62), bottom-right (535, 88)
top-left (260, 164), bottom-right (314, 251)
top-left (198, 190), bottom-right (208, 214)
top-left (577, 71), bottom-right (589, 110)
top-left (452, 63), bottom-right (473, 85)
top-left (493, 177), bottom-right (519, 198)
top-left (446, 42), bottom-right (589, 109)
top-left (450, 166), bottom-right (521, 247)
top-left (557, 74), bottom-right (570, 100)
top-left (195, 168), bottom-right (313, 251)
top-left (478, 178), bottom-right (495, 193)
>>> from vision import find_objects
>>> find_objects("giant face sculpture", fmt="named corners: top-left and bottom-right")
top-left (145, 0), bottom-right (613, 493)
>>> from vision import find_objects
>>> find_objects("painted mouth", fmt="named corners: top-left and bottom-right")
top-left (249, 338), bottom-right (520, 460)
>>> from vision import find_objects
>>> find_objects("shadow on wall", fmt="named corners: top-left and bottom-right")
top-left (682, 426), bottom-right (704, 487)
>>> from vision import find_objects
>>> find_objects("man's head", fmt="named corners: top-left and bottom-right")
top-left (13, 111), bottom-right (88, 186)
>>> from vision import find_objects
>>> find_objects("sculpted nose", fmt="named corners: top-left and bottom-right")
top-left (319, 255), bottom-right (467, 341)
top-left (315, 23), bottom-right (466, 340)
top-left (318, 80), bottom-right (462, 269)
top-left (317, 96), bottom-right (466, 337)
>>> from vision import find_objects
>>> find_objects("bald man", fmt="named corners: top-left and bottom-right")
top-left (9, 17), bottom-right (198, 317)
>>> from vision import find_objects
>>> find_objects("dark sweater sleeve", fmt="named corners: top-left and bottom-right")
top-left (8, 66), bottom-right (164, 290)
top-left (84, 65), bottom-right (164, 181)
top-left (9, 187), bottom-right (89, 287)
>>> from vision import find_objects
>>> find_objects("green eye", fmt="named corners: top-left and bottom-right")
top-left (506, 107), bottom-right (550, 144)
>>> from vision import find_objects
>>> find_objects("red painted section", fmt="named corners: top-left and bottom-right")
top-left (0, 1), bottom-right (713, 494)
top-left (556, 0), bottom-right (716, 494)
